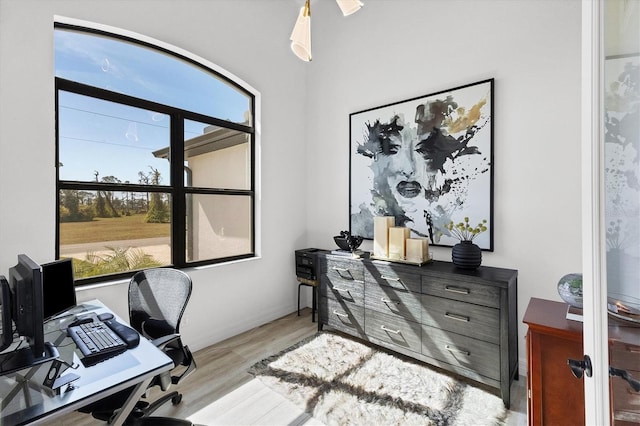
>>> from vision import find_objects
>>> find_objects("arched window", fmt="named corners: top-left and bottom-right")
top-left (55, 20), bottom-right (258, 283)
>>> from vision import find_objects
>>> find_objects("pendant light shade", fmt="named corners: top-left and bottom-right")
top-left (336, 0), bottom-right (363, 16)
top-left (290, 0), bottom-right (312, 62)
top-left (290, 0), bottom-right (363, 61)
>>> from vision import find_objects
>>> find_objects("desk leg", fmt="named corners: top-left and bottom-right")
top-left (108, 376), bottom-right (154, 426)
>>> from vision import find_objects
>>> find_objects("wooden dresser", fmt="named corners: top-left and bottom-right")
top-left (317, 252), bottom-right (518, 407)
top-left (523, 297), bottom-right (640, 425)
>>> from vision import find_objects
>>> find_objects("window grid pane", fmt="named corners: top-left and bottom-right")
top-left (186, 194), bottom-right (252, 262)
top-left (59, 190), bottom-right (172, 279)
top-left (58, 91), bottom-right (170, 185)
top-left (184, 119), bottom-right (251, 190)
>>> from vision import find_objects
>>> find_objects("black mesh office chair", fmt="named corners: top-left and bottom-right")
top-left (79, 268), bottom-right (197, 425)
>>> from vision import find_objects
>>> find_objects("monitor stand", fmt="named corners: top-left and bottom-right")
top-left (0, 342), bottom-right (58, 376)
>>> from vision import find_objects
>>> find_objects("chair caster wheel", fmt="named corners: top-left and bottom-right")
top-left (172, 394), bottom-right (182, 405)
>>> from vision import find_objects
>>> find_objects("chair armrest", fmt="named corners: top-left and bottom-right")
top-left (171, 344), bottom-right (197, 385)
top-left (151, 334), bottom-right (180, 350)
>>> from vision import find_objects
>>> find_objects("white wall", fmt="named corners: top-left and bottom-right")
top-left (305, 0), bottom-right (583, 369)
top-left (0, 0), bottom-right (583, 369)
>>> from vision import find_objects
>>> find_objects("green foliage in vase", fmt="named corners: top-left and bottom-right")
top-left (445, 217), bottom-right (488, 242)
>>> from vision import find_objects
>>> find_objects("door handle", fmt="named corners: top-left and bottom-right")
top-left (567, 355), bottom-right (593, 378)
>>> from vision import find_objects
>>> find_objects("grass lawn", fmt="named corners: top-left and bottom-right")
top-left (60, 214), bottom-right (170, 245)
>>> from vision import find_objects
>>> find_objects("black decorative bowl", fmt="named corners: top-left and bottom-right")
top-left (333, 236), bottom-right (352, 251)
top-left (334, 232), bottom-right (363, 251)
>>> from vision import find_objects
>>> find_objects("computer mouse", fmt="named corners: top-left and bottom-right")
top-left (97, 312), bottom-right (114, 322)
top-left (68, 316), bottom-right (93, 327)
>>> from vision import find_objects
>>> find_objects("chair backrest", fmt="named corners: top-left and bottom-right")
top-left (128, 268), bottom-right (192, 338)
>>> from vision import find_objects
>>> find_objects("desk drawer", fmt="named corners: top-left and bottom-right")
top-left (421, 295), bottom-right (499, 344)
top-left (365, 282), bottom-right (421, 321)
top-left (422, 276), bottom-right (499, 308)
top-left (421, 323), bottom-right (500, 380)
top-left (365, 309), bottom-right (421, 353)
top-left (321, 297), bottom-right (365, 336)
top-left (365, 264), bottom-right (421, 293)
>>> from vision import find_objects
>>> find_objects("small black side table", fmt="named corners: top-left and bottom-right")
top-left (297, 277), bottom-right (317, 322)
top-left (295, 248), bottom-right (326, 322)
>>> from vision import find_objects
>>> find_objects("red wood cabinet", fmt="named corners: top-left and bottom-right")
top-left (524, 298), bottom-right (585, 425)
top-left (524, 298), bottom-right (640, 426)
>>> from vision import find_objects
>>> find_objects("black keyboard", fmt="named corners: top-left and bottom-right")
top-left (68, 320), bottom-right (127, 364)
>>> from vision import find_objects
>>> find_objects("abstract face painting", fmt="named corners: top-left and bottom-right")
top-left (350, 80), bottom-right (493, 249)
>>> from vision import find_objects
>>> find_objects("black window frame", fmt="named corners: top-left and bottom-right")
top-left (55, 24), bottom-right (256, 286)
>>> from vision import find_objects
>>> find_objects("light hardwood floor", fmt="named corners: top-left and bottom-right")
top-left (56, 308), bottom-right (527, 425)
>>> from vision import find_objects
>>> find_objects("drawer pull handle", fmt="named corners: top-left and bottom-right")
top-left (380, 275), bottom-right (401, 282)
top-left (333, 311), bottom-right (349, 318)
top-left (381, 325), bottom-right (401, 334)
top-left (609, 367), bottom-right (640, 393)
top-left (445, 345), bottom-right (470, 356)
top-left (332, 267), bottom-right (354, 280)
top-left (381, 297), bottom-right (401, 305)
top-left (445, 285), bottom-right (470, 295)
top-left (445, 312), bottom-right (470, 322)
top-left (625, 345), bottom-right (640, 354)
top-left (333, 286), bottom-right (350, 292)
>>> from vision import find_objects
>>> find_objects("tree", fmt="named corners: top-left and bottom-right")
top-left (138, 170), bottom-right (151, 211)
top-left (145, 167), bottom-right (169, 223)
top-left (59, 189), bottom-right (94, 222)
top-left (93, 171), bottom-right (120, 218)
top-left (62, 189), bottom-right (80, 217)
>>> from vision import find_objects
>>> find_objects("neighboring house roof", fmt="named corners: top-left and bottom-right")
top-left (153, 125), bottom-right (247, 159)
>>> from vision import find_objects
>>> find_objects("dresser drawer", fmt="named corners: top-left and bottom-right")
top-left (421, 323), bottom-right (500, 380)
top-left (365, 263), bottom-right (421, 293)
top-left (365, 282), bottom-right (421, 321)
top-left (421, 295), bottom-right (500, 344)
top-left (365, 309), bottom-right (421, 353)
top-left (321, 297), bottom-right (365, 336)
top-left (610, 340), bottom-right (640, 371)
top-left (323, 257), bottom-right (365, 282)
top-left (611, 340), bottom-right (640, 423)
top-left (422, 276), bottom-right (500, 308)
top-left (321, 276), bottom-right (364, 306)
top-left (612, 369), bottom-right (640, 424)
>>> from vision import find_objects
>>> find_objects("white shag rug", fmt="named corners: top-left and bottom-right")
top-left (249, 332), bottom-right (507, 426)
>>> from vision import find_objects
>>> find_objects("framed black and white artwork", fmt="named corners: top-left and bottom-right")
top-left (349, 79), bottom-right (494, 250)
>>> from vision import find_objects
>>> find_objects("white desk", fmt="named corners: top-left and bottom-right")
top-left (0, 300), bottom-right (173, 425)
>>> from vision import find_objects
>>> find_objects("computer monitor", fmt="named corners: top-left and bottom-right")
top-left (0, 255), bottom-right (57, 376)
top-left (0, 276), bottom-right (12, 352)
top-left (42, 258), bottom-right (76, 320)
top-left (7, 254), bottom-right (46, 358)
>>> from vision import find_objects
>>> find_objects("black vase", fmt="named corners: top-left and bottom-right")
top-left (451, 240), bottom-right (482, 269)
